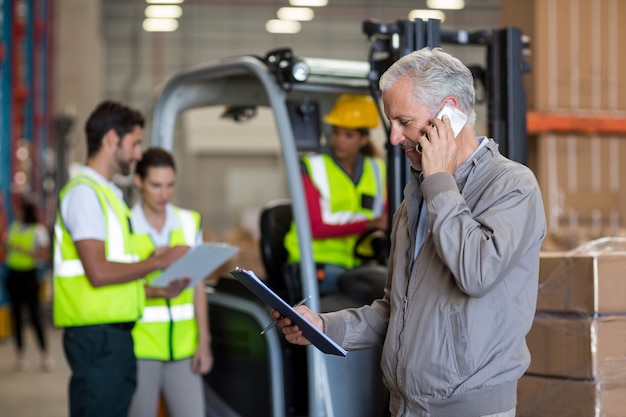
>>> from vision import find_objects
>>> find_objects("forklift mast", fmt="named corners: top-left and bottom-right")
top-left (362, 18), bottom-right (531, 218)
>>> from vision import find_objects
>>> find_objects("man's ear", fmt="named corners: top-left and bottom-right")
top-left (133, 174), bottom-right (142, 190)
top-left (102, 129), bottom-right (119, 151)
top-left (443, 97), bottom-right (460, 108)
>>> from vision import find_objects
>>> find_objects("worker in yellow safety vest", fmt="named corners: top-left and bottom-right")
top-left (128, 147), bottom-right (213, 417)
top-left (3, 196), bottom-right (53, 371)
top-left (53, 100), bottom-right (191, 417)
top-left (284, 94), bottom-right (388, 296)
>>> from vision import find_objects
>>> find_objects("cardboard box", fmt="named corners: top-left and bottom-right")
top-left (503, 0), bottom-right (626, 239)
top-left (538, 252), bottom-right (626, 313)
top-left (517, 375), bottom-right (626, 417)
top-left (527, 314), bottom-right (626, 381)
top-left (528, 0), bottom-right (626, 111)
top-left (535, 134), bottom-right (626, 244)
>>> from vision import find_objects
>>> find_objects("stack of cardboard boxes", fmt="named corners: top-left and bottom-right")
top-left (518, 238), bottom-right (626, 416)
top-left (502, 0), bottom-right (626, 251)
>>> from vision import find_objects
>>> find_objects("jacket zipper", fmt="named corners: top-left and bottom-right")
top-left (395, 294), bottom-right (410, 416)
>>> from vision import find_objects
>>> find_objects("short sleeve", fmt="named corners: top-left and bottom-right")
top-left (61, 184), bottom-right (107, 242)
top-left (35, 224), bottom-right (50, 248)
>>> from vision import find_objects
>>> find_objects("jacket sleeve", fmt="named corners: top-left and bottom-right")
top-left (321, 294), bottom-right (390, 350)
top-left (421, 166), bottom-right (546, 298)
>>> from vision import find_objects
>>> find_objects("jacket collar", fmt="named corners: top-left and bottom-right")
top-left (454, 138), bottom-right (497, 191)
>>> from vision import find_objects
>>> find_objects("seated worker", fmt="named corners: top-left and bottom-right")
top-left (129, 147), bottom-right (213, 417)
top-left (284, 94), bottom-right (388, 296)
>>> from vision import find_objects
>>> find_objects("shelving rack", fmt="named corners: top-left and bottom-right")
top-left (0, 0), bottom-right (13, 217)
top-left (0, 0), bottom-right (53, 221)
top-left (0, 0), bottom-right (52, 324)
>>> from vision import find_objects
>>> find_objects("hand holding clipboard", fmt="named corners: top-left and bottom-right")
top-left (230, 267), bottom-right (347, 357)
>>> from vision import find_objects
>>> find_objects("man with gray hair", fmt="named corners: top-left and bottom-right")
top-left (275, 47), bottom-right (546, 417)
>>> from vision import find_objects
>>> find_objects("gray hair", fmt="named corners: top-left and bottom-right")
top-left (379, 47), bottom-right (476, 125)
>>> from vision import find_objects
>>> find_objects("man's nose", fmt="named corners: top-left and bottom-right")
top-left (388, 127), bottom-right (403, 146)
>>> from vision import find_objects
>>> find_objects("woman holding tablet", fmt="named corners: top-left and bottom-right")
top-left (128, 147), bottom-right (213, 417)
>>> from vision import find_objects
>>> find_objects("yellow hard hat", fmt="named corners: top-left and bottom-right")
top-left (323, 94), bottom-right (380, 129)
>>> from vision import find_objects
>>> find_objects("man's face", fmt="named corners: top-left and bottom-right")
top-left (382, 76), bottom-right (432, 169)
top-left (114, 126), bottom-right (143, 175)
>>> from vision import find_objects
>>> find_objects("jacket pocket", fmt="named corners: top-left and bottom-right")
top-left (449, 309), bottom-right (474, 377)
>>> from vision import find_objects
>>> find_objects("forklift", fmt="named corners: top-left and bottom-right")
top-left (149, 18), bottom-right (529, 417)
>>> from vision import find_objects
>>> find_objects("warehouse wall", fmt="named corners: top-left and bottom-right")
top-left (52, 1), bottom-right (501, 246)
top-left (54, 0), bottom-right (104, 167)
top-left (56, 1), bottom-right (562, 271)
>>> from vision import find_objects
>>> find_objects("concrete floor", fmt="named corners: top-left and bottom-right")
top-left (0, 308), bottom-right (70, 417)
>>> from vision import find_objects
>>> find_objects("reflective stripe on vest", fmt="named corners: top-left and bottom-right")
top-left (284, 154), bottom-right (386, 269)
top-left (308, 155), bottom-right (385, 223)
top-left (6, 222), bottom-right (38, 270)
top-left (132, 206), bottom-right (201, 361)
top-left (140, 304), bottom-right (195, 322)
top-left (53, 174), bottom-right (144, 327)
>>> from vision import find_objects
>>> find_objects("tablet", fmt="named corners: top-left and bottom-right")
top-left (150, 243), bottom-right (239, 288)
top-left (230, 267), bottom-right (347, 357)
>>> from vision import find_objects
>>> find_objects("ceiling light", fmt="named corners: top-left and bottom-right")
top-left (408, 9), bottom-right (446, 23)
top-left (143, 18), bottom-right (179, 32)
top-left (145, 5), bottom-right (182, 18)
top-left (426, 0), bottom-right (464, 10)
top-left (146, 0), bottom-right (183, 3)
top-left (265, 19), bottom-right (301, 34)
top-left (277, 7), bottom-right (314, 21)
top-left (289, 0), bottom-right (327, 6)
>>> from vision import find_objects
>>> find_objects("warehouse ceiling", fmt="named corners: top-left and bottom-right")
top-left (101, 0), bottom-right (502, 105)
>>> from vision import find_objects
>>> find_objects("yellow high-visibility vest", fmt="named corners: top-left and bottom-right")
top-left (53, 174), bottom-right (144, 327)
top-left (284, 154), bottom-right (386, 269)
top-left (131, 206), bottom-right (201, 361)
top-left (6, 222), bottom-right (38, 271)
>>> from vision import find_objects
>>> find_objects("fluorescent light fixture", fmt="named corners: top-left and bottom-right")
top-left (265, 19), bottom-right (301, 34)
top-left (289, 0), bottom-right (328, 6)
top-left (142, 18), bottom-right (179, 32)
top-left (408, 9), bottom-right (446, 22)
top-left (426, 0), bottom-right (464, 10)
top-left (147, 0), bottom-right (183, 3)
top-left (145, 5), bottom-right (182, 18)
top-left (277, 7), bottom-right (314, 21)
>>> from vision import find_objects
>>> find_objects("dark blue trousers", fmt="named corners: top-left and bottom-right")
top-left (63, 324), bottom-right (137, 417)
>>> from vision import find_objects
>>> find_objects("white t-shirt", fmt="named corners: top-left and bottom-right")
top-left (35, 224), bottom-right (50, 248)
top-left (60, 166), bottom-right (126, 242)
top-left (130, 203), bottom-right (202, 247)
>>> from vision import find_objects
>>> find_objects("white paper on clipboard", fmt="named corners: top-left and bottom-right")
top-left (230, 267), bottom-right (347, 357)
top-left (150, 243), bottom-right (239, 288)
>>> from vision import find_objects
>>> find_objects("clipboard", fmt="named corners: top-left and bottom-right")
top-left (230, 267), bottom-right (347, 357)
top-left (150, 243), bottom-right (239, 288)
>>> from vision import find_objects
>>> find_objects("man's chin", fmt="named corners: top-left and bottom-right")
top-left (404, 148), bottom-right (421, 168)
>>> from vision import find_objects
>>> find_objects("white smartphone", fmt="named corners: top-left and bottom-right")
top-left (416, 103), bottom-right (468, 154)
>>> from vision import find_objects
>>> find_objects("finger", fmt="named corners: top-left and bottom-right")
top-left (277, 317), bottom-right (293, 327)
top-left (429, 123), bottom-right (438, 136)
top-left (416, 133), bottom-right (428, 150)
top-left (433, 115), bottom-right (453, 140)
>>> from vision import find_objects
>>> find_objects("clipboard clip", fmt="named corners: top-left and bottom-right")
top-left (260, 294), bottom-right (311, 335)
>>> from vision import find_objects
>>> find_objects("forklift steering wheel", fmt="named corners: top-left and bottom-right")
top-left (353, 228), bottom-right (390, 266)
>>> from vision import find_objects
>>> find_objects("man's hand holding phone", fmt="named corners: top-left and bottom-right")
top-left (417, 103), bottom-right (467, 177)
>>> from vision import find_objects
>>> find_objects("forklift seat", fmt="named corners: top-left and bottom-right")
top-left (258, 199), bottom-right (297, 300)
